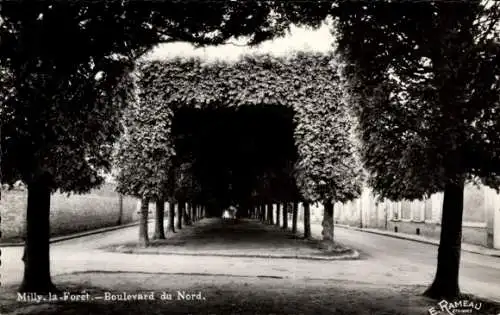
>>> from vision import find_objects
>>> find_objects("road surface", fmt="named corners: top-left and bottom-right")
top-left (309, 223), bottom-right (500, 302)
top-left (1, 219), bottom-right (499, 303)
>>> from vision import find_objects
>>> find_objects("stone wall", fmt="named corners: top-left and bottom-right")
top-left (1, 182), bottom-right (139, 241)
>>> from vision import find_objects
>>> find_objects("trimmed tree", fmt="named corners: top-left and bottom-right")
top-left (335, 0), bottom-right (500, 299)
top-left (153, 200), bottom-right (166, 240)
top-left (176, 202), bottom-right (183, 230)
top-left (282, 202), bottom-right (289, 230)
top-left (292, 54), bottom-right (364, 244)
top-left (267, 203), bottom-right (274, 225)
top-left (185, 203), bottom-right (193, 225)
top-left (1, 0), bottom-right (332, 294)
top-left (291, 202), bottom-right (298, 234)
top-left (138, 198), bottom-right (150, 246)
top-left (303, 202), bottom-right (311, 239)
top-left (175, 159), bottom-right (200, 225)
top-left (114, 66), bottom-right (172, 247)
top-left (167, 201), bottom-right (176, 234)
top-left (276, 203), bottom-right (281, 227)
top-left (137, 53), bottom-right (363, 242)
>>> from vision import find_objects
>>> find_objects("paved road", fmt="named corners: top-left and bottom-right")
top-left (1, 219), bottom-right (500, 303)
top-left (308, 222), bottom-right (500, 302)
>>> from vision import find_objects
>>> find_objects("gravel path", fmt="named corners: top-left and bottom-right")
top-left (0, 273), bottom-right (442, 315)
top-left (2, 218), bottom-right (499, 314)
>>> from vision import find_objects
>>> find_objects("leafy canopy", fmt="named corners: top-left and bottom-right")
top-left (335, 1), bottom-right (500, 200)
top-left (117, 52), bottom-right (363, 203)
top-left (0, 0), bottom-right (330, 193)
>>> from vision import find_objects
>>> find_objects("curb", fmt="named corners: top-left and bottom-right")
top-left (107, 248), bottom-right (361, 261)
top-left (336, 225), bottom-right (500, 258)
top-left (0, 221), bottom-right (142, 247)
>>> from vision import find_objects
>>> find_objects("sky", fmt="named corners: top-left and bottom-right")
top-left (145, 22), bottom-right (335, 62)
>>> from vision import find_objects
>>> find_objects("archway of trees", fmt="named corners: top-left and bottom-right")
top-left (171, 105), bottom-right (299, 218)
top-left (115, 52), bottom-right (364, 250)
top-left (0, 1), bottom-right (331, 294)
top-left (3, 0), bottom-right (498, 301)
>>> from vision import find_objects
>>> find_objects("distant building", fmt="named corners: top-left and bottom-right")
top-left (330, 184), bottom-right (500, 249)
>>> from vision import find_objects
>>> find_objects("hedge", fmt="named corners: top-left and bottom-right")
top-left (116, 51), bottom-right (363, 204)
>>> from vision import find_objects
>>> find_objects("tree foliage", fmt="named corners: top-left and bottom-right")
top-left (114, 73), bottom-right (173, 199)
top-left (0, 0), bottom-right (336, 294)
top-left (335, 1), bottom-right (500, 200)
top-left (174, 158), bottom-right (201, 202)
top-left (293, 58), bottom-right (364, 203)
top-left (0, 2), bottom-right (149, 192)
top-left (1, 51), bottom-right (133, 193)
top-left (0, 0), bottom-right (330, 191)
top-left (334, 0), bottom-right (500, 299)
top-left (117, 52), bottom-right (363, 203)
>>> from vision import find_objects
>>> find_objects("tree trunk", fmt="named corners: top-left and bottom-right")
top-left (19, 174), bottom-right (58, 294)
top-left (303, 202), bottom-right (311, 239)
top-left (260, 204), bottom-right (265, 222)
top-left (184, 207), bottom-right (191, 225)
top-left (167, 201), bottom-right (176, 233)
top-left (191, 203), bottom-right (196, 222)
top-left (183, 203), bottom-right (192, 225)
top-left (267, 203), bottom-right (274, 224)
top-left (322, 200), bottom-right (334, 242)
top-left (292, 202), bottom-right (298, 234)
top-left (177, 202), bottom-right (183, 230)
top-left (282, 203), bottom-right (288, 230)
top-left (117, 194), bottom-right (123, 225)
top-left (138, 198), bottom-right (150, 247)
top-left (276, 203), bottom-right (281, 227)
top-left (424, 179), bottom-right (465, 299)
top-left (153, 200), bottom-right (166, 240)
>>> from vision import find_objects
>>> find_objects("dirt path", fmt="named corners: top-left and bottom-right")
top-left (2, 218), bottom-right (500, 314)
top-left (104, 219), bottom-right (356, 259)
top-left (0, 273), bottom-right (444, 315)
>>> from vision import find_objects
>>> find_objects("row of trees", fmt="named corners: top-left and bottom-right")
top-left (119, 53), bottom-right (364, 251)
top-left (2, 0), bottom-right (499, 301)
top-left (144, 199), bottom-right (206, 247)
top-left (0, 1), bottom-right (330, 294)
top-left (124, 1), bottom-right (500, 300)
top-left (253, 202), bottom-right (303, 237)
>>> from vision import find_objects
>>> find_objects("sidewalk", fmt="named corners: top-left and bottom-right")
top-left (0, 221), bottom-right (142, 247)
top-left (336, 224), bottom-right (500, 258)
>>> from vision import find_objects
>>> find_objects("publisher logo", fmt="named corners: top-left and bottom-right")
top-left (428, 299), bottom-right (482, 315)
